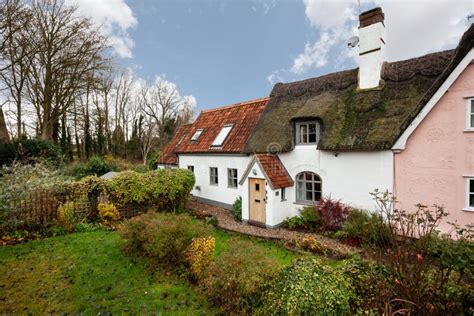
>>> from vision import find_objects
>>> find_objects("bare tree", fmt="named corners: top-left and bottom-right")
top-left (141, 77), bottom-right (195, 149)
top-left (0, 0), bottom-right (34, 138)
top-left (24, 0), bottom-right (108, 141)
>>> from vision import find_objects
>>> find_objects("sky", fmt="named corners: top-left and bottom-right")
top-left (70, 0), bottom-right (473, 112)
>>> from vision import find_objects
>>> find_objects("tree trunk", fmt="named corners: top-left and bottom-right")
top-left (0, 107), bottom-right (11, 142)
top-left (40, 120), bottom-right (53, 140)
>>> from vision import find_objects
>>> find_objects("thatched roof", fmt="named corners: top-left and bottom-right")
top-left (245, 24), bottom-right (474, 153)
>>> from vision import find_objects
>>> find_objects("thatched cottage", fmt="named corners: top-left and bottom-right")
top-left (158, 8), bottom-right (474, 232)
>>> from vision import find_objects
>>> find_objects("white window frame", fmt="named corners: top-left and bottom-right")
top-left (464, 177), bottom-right (474, 212)
top-left (295, 121), bottom-right (320, 145)
top-left (227, 168), bottom-right (238, 188)
top-left (466, 98), bottom-right (474, 131)
top-left (210, 167), bottom-right (218, 186)
top-left (296, 171), bottom-right (322, 204)
top-left (212, 124), bottom-right (233, 147)
top-left (191, 128), bottom-right (204, 142)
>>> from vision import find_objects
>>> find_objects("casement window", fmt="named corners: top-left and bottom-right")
top-left (187, 165), bottom-right (194, 173)
top-left (281, 188), bottom-right (286, 201)
top-left (296, 171), bottom-right (322, 204)
top-left (227, 168), bottom-right (238, 188)
top-left (212, 125), bottom-right (233, 147)
top-left (465, 177), bottom-right (474, 211)
top-left (467, 99), bottom-right (474, 130)
top-left (295, 121), bottom-right (320, 145)
top-left (210, 167), bottom-right (218, 185)
top-left (191, 129), bottom-right (204, 141)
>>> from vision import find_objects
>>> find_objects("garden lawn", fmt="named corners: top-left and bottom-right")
top-left (0, 227), bottom-right (301, 314)
top-left (0, 231), bottom-right (214, 315)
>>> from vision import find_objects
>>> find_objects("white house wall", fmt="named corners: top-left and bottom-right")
top-left (178, 154), bottom-right (251, 208)
top-left (276, 145), bottom-right (393, 220)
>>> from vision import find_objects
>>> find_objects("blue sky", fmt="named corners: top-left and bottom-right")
top-left (124, 0), bottom-right (313, 110)
top-left (72, 0), bottom-right (473, 112)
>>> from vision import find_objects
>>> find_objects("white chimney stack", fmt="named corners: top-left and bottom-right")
top-left (358, 7), bottom-right (385, 90)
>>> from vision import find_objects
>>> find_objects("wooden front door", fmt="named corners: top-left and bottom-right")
top-left (249, 178), bottom-right (266, 224)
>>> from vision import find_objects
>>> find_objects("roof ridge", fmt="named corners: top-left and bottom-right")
top-left (201, 97), bottom-right (269, 114)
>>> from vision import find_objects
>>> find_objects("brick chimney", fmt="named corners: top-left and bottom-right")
top-left (358, 7), bottom-right (385, 90)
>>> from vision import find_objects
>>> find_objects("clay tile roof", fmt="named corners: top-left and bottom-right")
top-left (175, 97), bottom-right (269, 154)
top-left (157, 124), bottom-right (192, 165)
top-left (256, 154), bottom-right (294, 189)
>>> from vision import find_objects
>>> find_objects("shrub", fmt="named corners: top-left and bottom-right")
top-left (57, 201), bottom-right (85, 232)
top-left (342, 209), bottom-right (392, 247)
top-left (98, 203), bottom-right (120, 222)
top-left (71, 156), bottom-right (117, 179)
top-left (107, 169), bottom-right (195, 209)
top-left (341, 256), bottom-right (393, 314)
top-left (294, 235), bottom-right (326, 255)
top-left (0, 138), bottom-right (63, 166)
top-left (370, 190), bottom-right (474, 314)
top-left (186, 236), bottom-right (215, 279)
top-left (120, 212), bottom-right (211, 268)
top-left (283, 206), bottom-right (321, 231)
top-left (232, 196), bottom-right (242, 221)
top-left (0, 162), bottom-right (72, 234)
top-left (282, 216), bottom-right (306, 230)
top-left (202, 238), bottom-right (280, 313)
top-left (259, 257), bottom-right (352, 315)
top-left (316, 197), bottom-right (351, 231)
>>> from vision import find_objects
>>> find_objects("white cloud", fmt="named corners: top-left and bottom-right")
top-left (289, 0), bottom-right (471, 75)
top-left (65, 0), bottom-right (138, 58)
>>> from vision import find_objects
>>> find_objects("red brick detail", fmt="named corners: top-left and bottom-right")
top-left (359, 7), bottom-right (384, 28)
top-left (157, 124), bottom-right (192, 165)
top-left (175, 97), bottom-right (269, 154)
top-left (256, 154), bottom-right (293, 189)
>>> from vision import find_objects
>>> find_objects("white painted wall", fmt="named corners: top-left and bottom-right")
top-left (179, 147), bottom-right (393, 228)
top-left (274, 145), bottom-right (393, 221)
top-left (178, 154), bottom-right (251, 207)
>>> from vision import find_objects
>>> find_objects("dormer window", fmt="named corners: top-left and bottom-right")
top-left (295, 121), bottom-right (320, 145)
top-left (191, 129), bottom-right (204, 142)
top-left (211, 124), bottom-right (233, 147)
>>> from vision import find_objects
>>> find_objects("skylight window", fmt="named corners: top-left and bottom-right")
top-left (190, 129), bottom-right (204, 142)
top-left (176, 134), bottom-right (186, 146)
top-left (212, 125), bottom-right (233, 147)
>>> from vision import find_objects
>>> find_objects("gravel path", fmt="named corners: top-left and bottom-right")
top-left (187, 200), bottom-right (360, 258)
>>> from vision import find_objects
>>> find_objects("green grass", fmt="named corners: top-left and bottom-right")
top-left (0, 226), bottom-right (300, 314)
top-left (0, 231), bottom-right (215, 315)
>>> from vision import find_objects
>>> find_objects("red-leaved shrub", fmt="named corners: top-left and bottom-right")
top-left (316, 197), bottom-right (351, 231)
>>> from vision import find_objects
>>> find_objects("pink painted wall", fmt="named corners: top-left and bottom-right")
top-left (394, 63), bottom-right (474, 233)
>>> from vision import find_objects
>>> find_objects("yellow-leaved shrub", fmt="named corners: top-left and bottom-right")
top-left (186, 236), bottom-right (215, 279)
top-left (98, 202), bottom-right (120, 222)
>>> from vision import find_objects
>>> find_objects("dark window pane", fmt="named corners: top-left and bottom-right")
top-left (308, 133), bottom-right (317, 143)
top-left (315, 191), bottom-right (322, 201)
top-left (309, 123), bottom-right (316, 133)
top-left (470, 179), bottom-right (474, 193)
top-left (306, 190), bottom-right (313, 201)
top-left (470, 194), bottom-right (474, 207)
top-left (255, 183), bottom-right (260, 191)
top-left (306, 182), bottom-right (312, 191)
top-left (305, 172), bottom-right (313, 180)
top-left (315, 182), bottom-right (321, 192)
